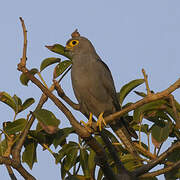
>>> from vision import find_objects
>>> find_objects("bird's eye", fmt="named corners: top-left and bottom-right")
top-left (72, 41), bottom-right (77, 45)
top-left (69, 40), bottom-right (79, 47)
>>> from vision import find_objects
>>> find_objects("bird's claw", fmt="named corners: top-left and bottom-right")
top-left (80, 112), bottom-right (93, 133)
top-left (97, 112), bottom-right (106, 131)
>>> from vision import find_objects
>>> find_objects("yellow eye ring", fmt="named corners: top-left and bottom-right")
top-left (69, 40), bottom-right (79, 47)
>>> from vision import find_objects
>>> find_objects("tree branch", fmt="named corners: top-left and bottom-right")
top-left (133, 141), bottom-right (180, 176)
top-left (53, 80), bottom-right (80, 110)
top-left (105, 78), bottom-right (180, 126)
top-left (5, 165), bottom-right (17, 180)
top-left (19, 17), bottom-right (27, 67)
top-left (0, 156), bottom-right (36, 180)
top-left (140, 159), bottom-right (180, 178)
top-left (142, 68), bottom-right (152, 96)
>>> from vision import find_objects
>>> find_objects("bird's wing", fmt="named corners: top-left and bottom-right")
top-left (96, 59), bottom-right (138, 139)
top-left (96, 59), bottom-right (121, 111)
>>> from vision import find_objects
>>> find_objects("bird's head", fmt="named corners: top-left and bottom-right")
top-left (65, 29), bottom-right (96, 57)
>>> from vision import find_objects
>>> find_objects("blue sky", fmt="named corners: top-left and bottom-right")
top-left (0, 1), bottom-right (180, 179)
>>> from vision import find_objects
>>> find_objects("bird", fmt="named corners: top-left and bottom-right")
top-left (65, 30), bottom-right (138, 157)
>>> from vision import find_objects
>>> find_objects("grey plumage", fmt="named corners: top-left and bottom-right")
top-left (65, 32), bottom-right (138, 156)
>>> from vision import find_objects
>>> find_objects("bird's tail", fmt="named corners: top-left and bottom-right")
top-left (110, 121), bottom-right (139, 158)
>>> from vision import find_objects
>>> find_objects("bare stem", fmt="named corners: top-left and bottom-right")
top-left (142, 68), bottom-right (151, 96)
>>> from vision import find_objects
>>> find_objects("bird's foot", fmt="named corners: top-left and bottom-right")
top-left (80, 112), bottom-right (93, 133)
top-left (97, 112), bottom-right (107, 131)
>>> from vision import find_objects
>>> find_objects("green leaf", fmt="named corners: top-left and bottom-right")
top-left (118, 79), bottom-right (144, 105)
top-left (167, 148), bottom-right (180, 162)
top-left (88, 149), bottom-right (96, 173)
top-left (53, 60), bottom-right (72, 79)
top-left (64, 148), bottom-right (78, 172)
top-left (134, 91), bottom-right (147, 97)
top-left (46, 44), bottom-right (72, 59)
top-left (4, 118), bottom-right (27, 135)
top-left (80, 148), bottom-right (90, 177)
top-left (12, 94), bottom-right (22, 113)
top-left (151, 121), bottom-right (172, 143)
top-left (21, 98), bottom-right (35, 112)
top-left (55, 142), bottom-right (78, 164)
top-left (97, 168), bottom-right (103, 180)
top-left (20, 68), bottom-right (38, 86)
top-left (121, 154), bottom-right (141, 171)
top-left (164, 165), bottom-right (180, 180)
top-left (40, 57), bottom-right (61, 72)
top-left (33, 109), bottom-right (60, 127)
top-left (0, 139), bottom-right (7, 156)
top-left (175, 100), bottom-right (180, 112)
top-left (133, 100), bottom-right (168, 123)
top-left (133, 124), bottom-right (149, 134)
top-left (145, 111), bottom-right (171, 125)
top-left (61, 158), bottom-right (66, 179)
top-left (29, 130), bottom-right (54, 146)
top-left (22, 139), bottom-right (37, 169)
top-left (0, 92), bottom-right (16, 111)
top-left (53, 127), bottom-right (75, 148)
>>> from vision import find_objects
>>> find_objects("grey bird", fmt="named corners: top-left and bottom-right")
top-left (65, 30), bottom-right (138, 157)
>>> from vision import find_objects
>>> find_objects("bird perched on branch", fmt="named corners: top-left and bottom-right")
top-left (65, 30), bottom-right (138, 157)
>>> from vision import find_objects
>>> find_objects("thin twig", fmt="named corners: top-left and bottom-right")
top-left (53, 79), bottom-right (80, 110)
top-left (140, 159), bottom-right (180, 178)
top-left (5, 165), bottom-right (17, 180)
top-left (0, 156), bottom-right (36, 180)
top-left (142, 68), bottom-right (152, 96)
top-left (19, 17), bottom-right (27, 67)
top-left (134, 142), bottom-right (156, 160)
top-left (133, 141), bottom-right (180, 176)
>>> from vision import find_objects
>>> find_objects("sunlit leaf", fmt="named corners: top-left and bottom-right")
top-left (40, 57), bottom-right (61, 72)
top-left (80, 148), bottom-right (90, 177)
top-left (0, 92), bottom-right (16, 111)
top-left (0, 139), bottom-right (7, 156)
top-left (134, 91), bottom-right (147, 97)
top-left (4, 118), bottom-right (27, 135)
top-left (118, 79), bottom-right (144, 105)
top-left (45, 44), bottom-right (72, 59)
top-left (20, 68), bottom-right (38, 86)
top-left (12, 94), bottom-right (22, 113)
top-left (21, 98), bottom-right (35, 112)
top-left (121, 154), bottom-right (141, 171)
top-left (33, 109), bottom-right (60, 127)
top-left (97, 168), bottom-right (103, 180)
top-left (88, 149), bottom-right (96, 174)
top-left (133, 100), bottom-right (168, 123)
top-left (53, 60), bottom-right (72, 79)
top-left (64, 148), bottom-right (78, 172)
